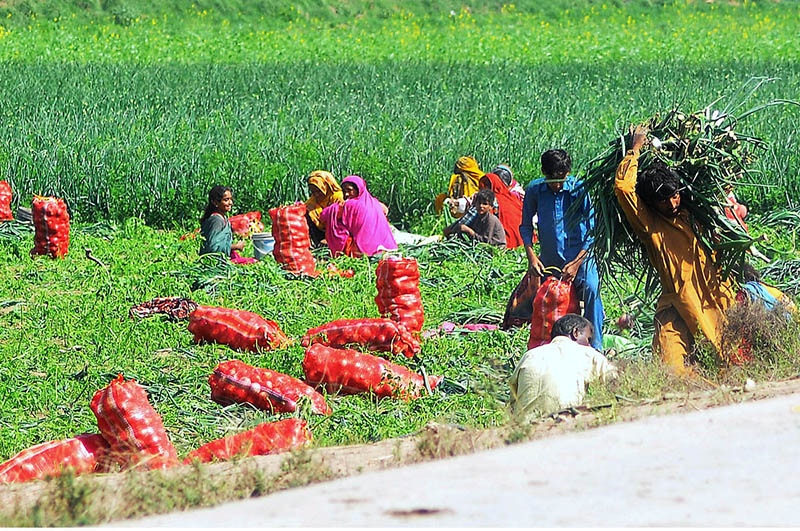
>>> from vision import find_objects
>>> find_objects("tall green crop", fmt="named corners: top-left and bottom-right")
top-left (0, 4), bottom-right (797, 226)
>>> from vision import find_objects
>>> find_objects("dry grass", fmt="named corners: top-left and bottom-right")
top-left (2, 448), bottom-right (336, 527)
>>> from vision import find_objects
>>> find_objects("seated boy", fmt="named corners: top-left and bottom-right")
top-left (443, 188), bottom-right (506, 247)
top-left (508, 314), bottom-right (616, 420)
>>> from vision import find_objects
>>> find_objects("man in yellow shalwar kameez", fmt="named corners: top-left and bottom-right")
top-left (614, 126), bottom-right (738, 374)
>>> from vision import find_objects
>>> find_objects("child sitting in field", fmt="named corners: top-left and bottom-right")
top-left (443, 188), bottom-right (506, 247)
top-left (198, 185), bottom-right (255, 264)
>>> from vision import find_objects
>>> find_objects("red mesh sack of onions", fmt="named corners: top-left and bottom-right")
top-left (302, 344), bottom-right (441, 401)
top-left (187, 306), bottom-right (290, 353)
top-left (375, 257), bottom-right (425, 332)
top-left (0, 434), bottom-right (110, 484)
top-left (229, 211), bottom-right (265, 238)
top-left (183, 418), bottom-right (311, 464)
top-left (301, 318), bottom-right (421, 359)
top-left (0, 181), bottom-right (13, 220)
top-left (31, 196), bottom-right (70, 258)
top-left (209, 360), bottom-right (331, 415)
top-left (269, 203), bottom-right (318, 276)
top-left (527, 276), bottom-right (581, 350)
top-left (90, 374), bottom-right (179, 470)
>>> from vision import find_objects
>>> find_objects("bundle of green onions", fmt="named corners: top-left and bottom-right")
top-left (577, 79), bottom-right (797, 290)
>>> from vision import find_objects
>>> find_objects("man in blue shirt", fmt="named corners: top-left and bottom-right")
top-left (519, 149), bottom-right (604, 350)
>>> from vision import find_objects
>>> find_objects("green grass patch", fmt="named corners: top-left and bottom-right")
top-left (0, 223), bottom-right (524, 459)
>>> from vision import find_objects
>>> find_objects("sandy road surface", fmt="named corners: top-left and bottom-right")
top-left (125, 391), bottom-right (800, 527)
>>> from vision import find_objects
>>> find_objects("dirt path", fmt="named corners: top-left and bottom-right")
top-left (3, 376), bottom-right (799, 525)
top-left (126, 386), bottom-right (800, 527)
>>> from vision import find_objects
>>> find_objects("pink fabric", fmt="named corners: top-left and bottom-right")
top-left (421, 321), bottom-right (499, 339)
top-left (231, 250), bottom-right (257, 265)
top-left (509, 179), bottom-right (525, 201)
top-left (340, 176), bottom-right (397, 256)
top-left (320, 202), bottom-right (350, 257)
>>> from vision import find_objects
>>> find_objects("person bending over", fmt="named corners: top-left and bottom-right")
top-left (444, 188), bottom-right (506, 247)
top-left (508, 314), bottom-right (616, 420)
top-left (614, 125), bottom-right (739, 374)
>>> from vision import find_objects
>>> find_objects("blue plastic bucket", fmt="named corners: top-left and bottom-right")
top-left (252, 232), bottom-right (275, 260)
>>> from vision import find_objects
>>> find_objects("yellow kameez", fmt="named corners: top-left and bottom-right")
top-left (448, 156), bottom-right (484, 199)
top-left (614, 150), bottom-right (738, 371)
top-left (305, 171), bottom-right (343, 230)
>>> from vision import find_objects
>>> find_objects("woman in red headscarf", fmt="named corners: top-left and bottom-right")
top-left (479, 173), bottom-right (524, 249)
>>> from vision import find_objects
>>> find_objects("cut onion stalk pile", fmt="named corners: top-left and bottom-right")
top-left (576, 78), bottom-right (798, 292)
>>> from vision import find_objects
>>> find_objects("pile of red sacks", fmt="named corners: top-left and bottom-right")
top-left (0, 374), bottom-right (312, 484)
top-left (1, 254), bottom-right (436, 485)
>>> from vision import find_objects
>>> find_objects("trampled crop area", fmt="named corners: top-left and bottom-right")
top-left (1, 1), bottom-right (800, 524)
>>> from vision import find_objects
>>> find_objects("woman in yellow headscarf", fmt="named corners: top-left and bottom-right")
top-left (305, 170), bottom-right (344, 245)
top-left (435, 156), bottom-right (485, 217)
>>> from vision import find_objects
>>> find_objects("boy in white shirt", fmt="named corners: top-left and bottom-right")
top-left (509, 314), bottom-right (617, 420)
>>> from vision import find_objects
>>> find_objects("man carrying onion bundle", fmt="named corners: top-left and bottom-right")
top-left (614, 125), bottom-right (738, 374)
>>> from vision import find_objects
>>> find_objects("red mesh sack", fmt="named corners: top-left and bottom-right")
top-left (302, 344), bottom-right (441, 401)
top-left (269, 203), bottom-right (318, 276)
top-left (209, 360), bottom-right (331, 415)
top-left (0, 181), bottom-right (12, 220)
top-left (375, 257), bottom-right (425, 332)
top-left (527, 276), bottom-right (581, 350)
top-left (31, 196), bottom-right (70, 258)
top-left (183, 419), bottom-right (311, 464)
top-left (229, 211), bottom-right (265, 237)
top-left (90, 374), bottom-right (178, 470)
top-left (0, 434), bottom-right (110, 484)
top-left (302, 318), bottom-right (421, 359)
top-left (188, 306), bottom-right (290, 353)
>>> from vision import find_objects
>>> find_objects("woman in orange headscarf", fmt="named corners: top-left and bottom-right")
top-left (479, 172), bottom-right (524, 249)
top-left (304, 170), bottom-right (344, 245)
